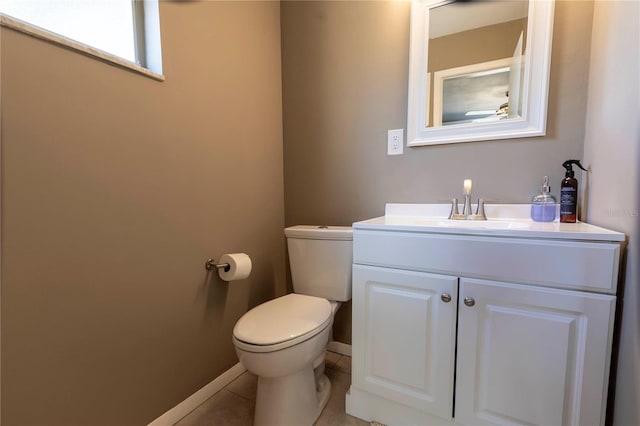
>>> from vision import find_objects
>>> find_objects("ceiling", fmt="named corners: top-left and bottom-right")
top-left (430, 0), bottom-right (529, 39)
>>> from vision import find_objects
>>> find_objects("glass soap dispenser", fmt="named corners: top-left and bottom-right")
top-left (531, 176), bottom-right (557, 222)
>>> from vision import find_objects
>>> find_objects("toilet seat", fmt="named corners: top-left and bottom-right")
top-left (233, 293), bottom-right (332, 353)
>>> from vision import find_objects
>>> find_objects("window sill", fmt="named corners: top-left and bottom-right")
top-left (0, 14), bottom-right (164, 82)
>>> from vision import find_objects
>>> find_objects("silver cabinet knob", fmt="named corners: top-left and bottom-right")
top-left (464, 297), bottom-right (476, 307)
top-left (441, 293), bottom-right (452, 303)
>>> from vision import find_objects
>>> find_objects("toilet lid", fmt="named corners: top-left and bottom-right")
top-left (233, 294), bottom-right (332, 346)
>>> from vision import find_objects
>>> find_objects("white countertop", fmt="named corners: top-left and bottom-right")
top-left (353, 204), bottom-right (625, 242)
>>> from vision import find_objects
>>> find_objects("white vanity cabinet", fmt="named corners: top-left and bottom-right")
top-left (346, 206), bottom-right (624, 426)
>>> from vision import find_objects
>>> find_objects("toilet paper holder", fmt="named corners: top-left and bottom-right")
top-left (205, 258), bottom-right (230, 272)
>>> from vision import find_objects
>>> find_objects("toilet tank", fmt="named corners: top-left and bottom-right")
top-left (285, 225), bottom-right (353, 302)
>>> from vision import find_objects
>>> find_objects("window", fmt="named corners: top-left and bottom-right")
top-left (0, 0), bottom-right (162, 78)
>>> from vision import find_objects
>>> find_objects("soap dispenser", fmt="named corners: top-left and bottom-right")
top-left (531, 176), bottom-right (557, 222)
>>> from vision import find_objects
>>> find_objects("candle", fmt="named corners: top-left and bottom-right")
top-left (463, 179), bottom-right (472, 195)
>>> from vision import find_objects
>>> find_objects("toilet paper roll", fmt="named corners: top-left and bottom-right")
top-left (218, 253), bottom-right (252, 281)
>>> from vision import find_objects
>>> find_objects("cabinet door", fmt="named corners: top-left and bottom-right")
top-left (352, 265), bottom-right (458, 420)
top-left (456, 278), bottom-right (616, 426)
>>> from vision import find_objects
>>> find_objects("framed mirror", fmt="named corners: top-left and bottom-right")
top-left (407, 0), bottom-right (555, 146)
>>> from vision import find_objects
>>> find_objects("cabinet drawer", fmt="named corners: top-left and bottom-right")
top-left (353, 230), bottom-right (620, 294)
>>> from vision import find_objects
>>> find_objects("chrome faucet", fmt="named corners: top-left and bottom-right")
top-left (449, 179), bottom-right (487, 220)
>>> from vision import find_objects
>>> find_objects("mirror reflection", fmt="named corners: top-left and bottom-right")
top-left (427, 0), bottom-right (528, 127)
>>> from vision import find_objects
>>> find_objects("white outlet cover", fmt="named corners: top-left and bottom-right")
top-left (387, 129), bottom-right (404, 155)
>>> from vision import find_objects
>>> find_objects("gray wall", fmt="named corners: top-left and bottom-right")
top-left (582, 1), bottom-right (640, 425)
top-left (282, 1), bottom-right (639, 423)
top-left (1, 2), bottom-right (284, 425)
top-left (281, 0), bottom-right (595, 345)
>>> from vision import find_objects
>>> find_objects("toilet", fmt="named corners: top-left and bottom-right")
top-left (232, 225), bottom-right (353, 426)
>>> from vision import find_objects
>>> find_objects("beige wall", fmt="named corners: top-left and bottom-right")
top-left (428, 18), bottom-right (528, 73)
top-left (282, 0), bottom-right (594, 344)
top-left (1, 2), bottom-right (284, 425)
top-left (4, 0), bottom-right (636, 424)
top-left (582, 1), bottom-right (640, 424)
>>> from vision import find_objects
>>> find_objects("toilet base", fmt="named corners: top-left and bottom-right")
top-left (254, 368), bottom-right (331, 426)
top-left (316, 374), bottom-right (331, 417)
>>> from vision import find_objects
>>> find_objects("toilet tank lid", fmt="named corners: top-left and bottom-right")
top-left (233, 294), bottom-right (331, 346)
top-left (285, 225), bottom-right (353, 240)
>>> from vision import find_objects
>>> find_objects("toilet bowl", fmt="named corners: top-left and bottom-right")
top-left (233, 294), bottom-right (338, 426)
top-left (232, 225), bottom-right (352, 426)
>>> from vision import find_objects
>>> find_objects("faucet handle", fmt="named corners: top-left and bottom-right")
top-left (475, 198), bottom-right (487, 220)
top-left (448, 198), bottom-right (459, 219)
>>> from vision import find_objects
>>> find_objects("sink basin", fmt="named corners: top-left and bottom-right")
top-left (414, 219), bottom-right (531, 230)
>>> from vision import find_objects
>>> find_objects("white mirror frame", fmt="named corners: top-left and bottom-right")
top-left (407, 0), bottom-right (555, 147)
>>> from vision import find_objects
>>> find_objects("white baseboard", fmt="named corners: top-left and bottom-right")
top-left (327, 341), bottom-right (352, 357)
top-left (148, 363), bottom-right (247, 426)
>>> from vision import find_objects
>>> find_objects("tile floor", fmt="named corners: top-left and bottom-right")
top-left (175, 352), bottom-right (369, 426)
